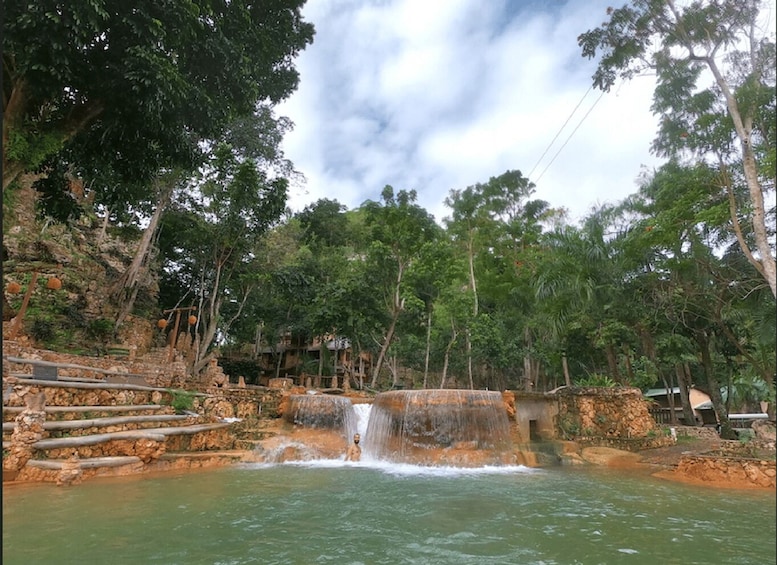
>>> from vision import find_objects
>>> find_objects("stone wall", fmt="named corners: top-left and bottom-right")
top-left (554, 387), bottom-right (659, 440)
top-left (513, 392), bottom-right (558, 442)
top-left (676, 454), bottom-right (776, 489)
top-left (3, 343), bottom-right (189, 388)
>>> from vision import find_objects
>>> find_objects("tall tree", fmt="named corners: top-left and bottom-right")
top-left (2, 0), bottom-right (314, 195)
top-left (158, 143), bottom-right (287, 373)
top-left (579, 0), bottom-right (776, 297)
top-left (362, 187), bottom-right (440, 388)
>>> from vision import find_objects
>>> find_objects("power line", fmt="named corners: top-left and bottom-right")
top-left (526, 86), bottom-right (592, 181)
top-left (534, 89), bottom-right (606, 185)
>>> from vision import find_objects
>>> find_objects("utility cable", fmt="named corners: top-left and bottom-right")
top-left (534, 89), bottom-right (606, 185)
top-left (526, 85), bottom-right (592, 181)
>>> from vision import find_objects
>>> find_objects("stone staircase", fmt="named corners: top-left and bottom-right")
top-left (2, 359), bottom-right (245, 484)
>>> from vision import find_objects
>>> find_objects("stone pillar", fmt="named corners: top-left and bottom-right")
top-left (3, 388), bottom-right (47, 479)
top-left (56, 450), bottom-right (83, 486)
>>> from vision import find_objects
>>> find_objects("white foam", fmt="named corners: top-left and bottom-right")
top-left (271, 457), bottom-right (538, 477)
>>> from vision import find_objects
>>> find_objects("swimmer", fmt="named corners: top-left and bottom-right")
top-left (345, 433), bottom-right (361, 462)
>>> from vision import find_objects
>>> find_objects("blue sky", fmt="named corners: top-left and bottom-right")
top-left (277, 0), bottom-right (665, 225)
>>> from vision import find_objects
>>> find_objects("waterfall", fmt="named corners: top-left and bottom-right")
top-left (284, 395), bottom-right (357, 438)
top-left (363, 390), bottom-right (512, 465)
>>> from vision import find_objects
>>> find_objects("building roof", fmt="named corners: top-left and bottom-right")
top-left (644, 387), bottom-right (680, 397)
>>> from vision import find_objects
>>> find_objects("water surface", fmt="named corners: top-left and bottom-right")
top-left (3, 461), bottom-right (774, 565)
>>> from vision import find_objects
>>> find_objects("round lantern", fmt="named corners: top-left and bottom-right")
top-left (6, 281), bottom-right (22, 295)
top-left (188, 315), bottom-right (197, 325)
top-left (46, 277), bottom-right (62, 290)
top-left (157, 318), bottom-right (168, 329)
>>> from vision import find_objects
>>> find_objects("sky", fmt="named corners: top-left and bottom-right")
top-left (276, 0), bottom-right (666, 226)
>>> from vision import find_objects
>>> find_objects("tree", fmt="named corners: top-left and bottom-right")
top-left (2, 0), bottom-right (314, 194)
top-left (362, 187), bottom-right (440, 387)
top-left (579, 0), bottom-right (776, 297)
top-left (157, 144), bottom-right (287, 373)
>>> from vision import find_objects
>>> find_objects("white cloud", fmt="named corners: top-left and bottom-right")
top-left (278, 0), bottom-right (664, 224)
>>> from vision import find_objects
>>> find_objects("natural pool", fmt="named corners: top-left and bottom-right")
top-left (3, 460), bottom-right (775, 565)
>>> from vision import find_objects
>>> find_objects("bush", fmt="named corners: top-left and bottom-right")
top-left (576, 374), bottom-right (618, 387)
top-left (87, 318), bottom-right (115, 341)
top-left (29, 317), bottom-right (56, 343)
top-left (166, 389), bottom-right (196, 413)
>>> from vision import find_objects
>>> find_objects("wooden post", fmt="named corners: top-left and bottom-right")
top-left (7, 272), bottom-right (39, 340)
top-left (163, 306), bottom-right (196, 362)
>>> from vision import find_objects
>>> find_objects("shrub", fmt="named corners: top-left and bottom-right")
top-left (576, 374), bottom-right (618, 387)
top-left (166, 389), bottom-right (196, 413)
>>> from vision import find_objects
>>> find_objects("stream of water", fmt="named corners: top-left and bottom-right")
top-left (3, 460), bottom-right (774, 564)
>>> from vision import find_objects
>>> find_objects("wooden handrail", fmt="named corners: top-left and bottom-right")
top-left (3, 355), bottom-right (148, 378)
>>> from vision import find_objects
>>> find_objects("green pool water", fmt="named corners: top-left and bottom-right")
top-left (3, 461), bottom-right (775, 565)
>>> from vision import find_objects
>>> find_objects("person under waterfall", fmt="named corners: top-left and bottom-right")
top-left (345, 433), bottom-right (361, 462)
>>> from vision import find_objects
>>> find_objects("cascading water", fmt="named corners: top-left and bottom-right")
top-left (284, 394), bottom-right (358, 438)
top-left (362, 390), bottom-right (514, 466)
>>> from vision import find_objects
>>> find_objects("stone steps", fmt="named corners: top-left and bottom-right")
top-left (2, 351), bottom-right (276, 483)
top-left (27, 422), bottom-right (231, 450)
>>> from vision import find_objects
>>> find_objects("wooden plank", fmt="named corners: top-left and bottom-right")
top-left (3, 355), bottom-right (147, 378)
top-left (54, 375), bottom-right (106, 383)
top-left (143, 422), bottom-right (233, 436)
top-left (5, 376), bottom-right (210, 396)
top-left (5, 377), bottom-right (166, 393)
top-left (26, 456), bottom-right (143, 470)
top-left (2, 404), bottom-right (165, 414)
top-left (5, 373), bottom-right (105, 384)
top-left (3, 414), bottom-right (192, 432)
top-left (32, 431), bottom-right (167, 450)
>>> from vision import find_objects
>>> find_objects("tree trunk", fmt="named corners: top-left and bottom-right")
top-left (605, 344), bottom-right (620, 382)
top-left (370, 308), bottom-right (400, 388)
top-left (253, 323), bottom-right (263, 359)
top-left (318, 336), bottom-right (325, 377)
top-left (96, 207), bottom-right (112, 245)
top-left (371, 261), bottom-right (405, 388)
top-left (423, 310), bottom-right (432, 389)
top-left (675, 363), bottom-right (696, 426)
top-left (466, 330), bottom-right (474, 390)
top-left (439, 320), bottom-right (457, 390)
top-left (705, 56), bottom-right (777, 297)
top-left (661, 371), bottom-right (677, 425)
top-left (622, 345), bottom-right (634, 384)
top-left (562, 353), bottom-right (571, 387)
top-left (112, 177), bottom-right (175, 330)
top-left (695, 330), bottom-right (735, 439)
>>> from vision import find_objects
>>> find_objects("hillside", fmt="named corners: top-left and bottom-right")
top-left (3, 176), bottom-right (159, 356)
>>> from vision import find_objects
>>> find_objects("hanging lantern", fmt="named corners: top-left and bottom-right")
top-left (46, 277), bottom-right (62, 290)
top-left (6, 281), bottom-right (22, 295)
top-left (188, 315), bottom-right (197, 326)
top-left (157, 318), bottom-right (168, 329)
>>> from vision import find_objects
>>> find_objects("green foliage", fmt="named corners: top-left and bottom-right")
top-left (3, 0), bottom-right (315, 211)
top-left (6, 128), bottom-right (63, 173)
top-left (556, 414), bottom-right (580, 439)
top-left (29, 317), bottom-right (56, 344)
top-left (166, 389), bottom-right (196, 413)
top-left (576, 374), bottom-right (618, 388)
top-left (87, 318), bottom-right (115, 342)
